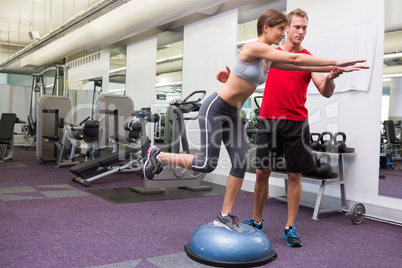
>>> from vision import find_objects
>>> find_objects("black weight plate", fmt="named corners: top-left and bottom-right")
top-left (351, 203), bottom-right (366, 225)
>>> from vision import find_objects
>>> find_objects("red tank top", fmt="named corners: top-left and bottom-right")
top-left (259, 47), bottom-right (312, 121)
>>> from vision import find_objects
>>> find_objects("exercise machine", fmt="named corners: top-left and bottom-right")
top-left (44, 116), bottom-right (101, 168)
top-left (70, 108), bottom-right (157, 187)
top-left (130, 90), bottom-right (212, 194)
top-left (0, 113), bottom-right (18, 162)
top-left (26, 65), bottom-right (69, 149)
top-left (21, 115), bottom-right (36, 149)
top-left (95, 94), bottom-right (134, 150)
top-left (70, 94), bottom-right (135, 186)
top-left (108, 107), bottom-right (158, 153)
top-left (245, 95), bottom-right (262, 144)
top-left (36, 95), bottom-right (72, 164)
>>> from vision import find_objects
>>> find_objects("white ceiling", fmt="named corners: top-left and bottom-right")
top-left (0, 0), bottom-right (401, 75)
top-left (0, 0), bottom-right (102, 47)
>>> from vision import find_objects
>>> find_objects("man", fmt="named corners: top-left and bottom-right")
top-left (218, 8), bottom-right (344, 247)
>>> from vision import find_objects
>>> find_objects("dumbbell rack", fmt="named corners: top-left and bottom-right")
top-left (272, 148), bottom-right (355, 220)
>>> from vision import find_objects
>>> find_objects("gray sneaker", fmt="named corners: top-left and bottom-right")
top-left (143, 146), bottom-right (163, 180)
top-left (213, 213), bottom-right (245, 233)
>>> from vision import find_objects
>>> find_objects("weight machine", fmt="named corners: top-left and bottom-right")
top-left (36, 95), bottom-right (72, 164)
top-left (130, 90), bottom-right (212, 194)
top-left (24, 65), bottom-right (69, 150)
top-left (43, 116), bottom-right (101, 168)
top-left (71, 108), bottom-right (157, 187)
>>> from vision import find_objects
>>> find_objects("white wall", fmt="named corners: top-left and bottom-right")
top-left (389, 78), bottom-right (402, 120)
top-left (285, 0), bottom-right (402, 220)
top-left (0, 84), bottom-right (31, 135)
top-left (0, 84), bottom-right (11, 113)
top-left (125, 36), bottom-right (158, 140)
top-left (125, 36), bottom-right (158, 111)
top-left (0, 84), bottom-right (30, 118)
top-left (68, 50), bottom-right (110, 92)
top-left (0, 73), bottom-right (7, 84)
top-left (182, 9), bottom-right (239, 177)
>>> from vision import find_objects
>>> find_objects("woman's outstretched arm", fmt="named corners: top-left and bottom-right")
top-left (242, 42), bottom-right (366, 67)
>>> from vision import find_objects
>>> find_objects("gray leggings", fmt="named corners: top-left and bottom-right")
top-left (192, 92), bottom-right (248, 178)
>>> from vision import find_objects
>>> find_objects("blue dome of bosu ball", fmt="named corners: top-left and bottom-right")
top-left (184, 223), bottom-right (277, 267)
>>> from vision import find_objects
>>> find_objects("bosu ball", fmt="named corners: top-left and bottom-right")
top-left (185, 223), bottom-right (277, 267)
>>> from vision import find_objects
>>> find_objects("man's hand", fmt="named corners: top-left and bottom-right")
top-left (326, 66), bottom-right (343, 80)
top-left (217, 66), bottom-right (231, 83)
top-left (327, 64), bottom-right (370, 81)
top-left (318, 64), bottom-right (370, 98)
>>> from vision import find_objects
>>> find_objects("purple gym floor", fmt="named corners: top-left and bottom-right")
top-left (0, 148), bottom-right (400, 267)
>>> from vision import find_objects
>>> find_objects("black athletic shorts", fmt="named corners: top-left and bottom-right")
top-left (255, 119), bottom-right (314, 173)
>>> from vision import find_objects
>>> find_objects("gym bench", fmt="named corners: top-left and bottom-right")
top-left (273, 148), bottom-right (354, 220)
top-left (70, 147), bottom-right (141, 187)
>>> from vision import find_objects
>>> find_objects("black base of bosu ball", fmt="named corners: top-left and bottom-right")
top-left (184, 223), bottom-right (277, 267)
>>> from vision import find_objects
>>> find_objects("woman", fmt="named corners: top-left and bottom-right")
top-left (144, 9), bottom-right (368, 232)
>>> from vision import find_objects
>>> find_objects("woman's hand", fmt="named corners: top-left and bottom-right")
top-left (335, 59), bottom-right (366, 67)
top-left (341, 65), bottom-right (370, 72)
top-left (216, 66), bottom-right (231, 83)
